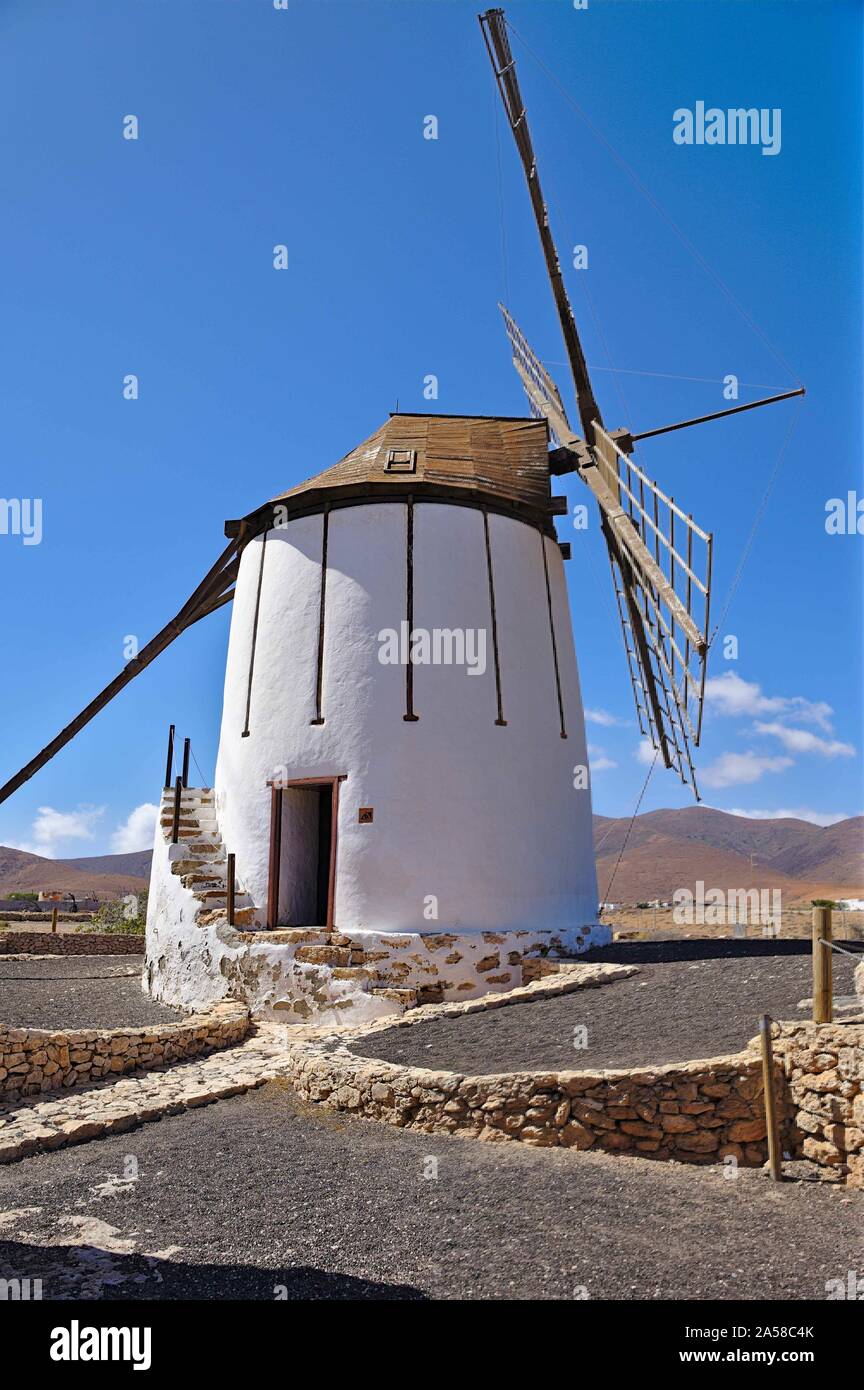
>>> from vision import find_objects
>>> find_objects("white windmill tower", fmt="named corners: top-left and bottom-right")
top-left (0, 7), bottom-right (803, 1021)
top-left (136, 404), bottom-right (605, 1017)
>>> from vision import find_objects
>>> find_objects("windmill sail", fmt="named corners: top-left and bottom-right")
top-left (0, 538), bottom-right (241, 807)
top-left (482, 2), bottom-right (715, 798)
top-left (500, 305), bottom-right (713, 797)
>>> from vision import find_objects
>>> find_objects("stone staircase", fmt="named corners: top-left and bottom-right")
top-left (159, 787), bottom-right (256, 928)
top-left (159, 788), bottom-right (436, 1011)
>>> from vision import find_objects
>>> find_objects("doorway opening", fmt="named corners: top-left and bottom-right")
top-left (265, 776), bottom-right (345, 931)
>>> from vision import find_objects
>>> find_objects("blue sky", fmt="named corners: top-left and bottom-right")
top-left (0, 0), bottom-right (861, 858)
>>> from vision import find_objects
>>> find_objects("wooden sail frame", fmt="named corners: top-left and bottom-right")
top-left (500, 304), bottom-right (712, 795)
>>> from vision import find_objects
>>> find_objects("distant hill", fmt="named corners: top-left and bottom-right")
top-left (0, 846), bottom-right (150, 899)
top-left (0, 810), bottom-right (860, 906)
top-left (594, 808), bottom-right (864, 905)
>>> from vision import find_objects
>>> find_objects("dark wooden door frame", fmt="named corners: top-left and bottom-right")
top-left (265, 775), bottom-right (346, 931)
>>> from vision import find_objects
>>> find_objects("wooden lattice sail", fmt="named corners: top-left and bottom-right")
top-left (501, 305), bottom-right (712, 795)
top-left (480, 6), bottom-right (802, 799)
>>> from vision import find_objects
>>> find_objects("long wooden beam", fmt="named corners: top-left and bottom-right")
top-left (479, 8), bottom-right (603, 442)
top-left (0, 539), bottom-right (240, 807)
top-left (631, 388), bottom-right (805, 442)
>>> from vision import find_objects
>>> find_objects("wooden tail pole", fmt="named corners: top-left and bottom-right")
top-left (181, 738), bottom-right (191, 790)
top-left (164, 724), bottom-right (175, 791)
top-left (759, 1014), bottom-right (782, 1182)
top-left (51, 906), bottom-right (58, 935)
top-left (171, 776), bottom-right (182, 846)
top-left (0, 538), bottom-right (239, 810)
top-left (226, 853), bottom-right (236, 927)
top-left (812, 905), bottom-right (833, 1023)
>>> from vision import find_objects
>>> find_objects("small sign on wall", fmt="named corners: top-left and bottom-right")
top-left (358, 807), bottom-right (374, 823)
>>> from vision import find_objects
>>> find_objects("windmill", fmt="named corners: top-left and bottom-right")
top-left (479, 7), bottom-right (804, 799)
top-left (0, 8), bottom-right (803, 816)
top-left (0, 9), bottom-right (805, 1019)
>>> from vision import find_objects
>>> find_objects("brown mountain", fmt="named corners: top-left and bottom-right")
top-left (0, 846), bottom-right (150, 900)
top-left (0, 810), bottom-right (860, 907)
top-left (594, 809), bottom-right (864, 905)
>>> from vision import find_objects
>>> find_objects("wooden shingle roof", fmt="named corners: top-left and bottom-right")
top-left (226, 414), bottom-right (559, 539)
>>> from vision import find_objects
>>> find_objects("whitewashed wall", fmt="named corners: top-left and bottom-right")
top-left (214, 501), bottom-right (598, 941)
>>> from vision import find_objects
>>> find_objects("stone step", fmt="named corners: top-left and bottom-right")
top-left (195, 888), bottom-right (253, 907)
top-left (160, 819), bottom-right (218, 835)
top-left (331, 966), bottom-right (375, 982)
top-left (371, 987), bottom-right (418, 1007)
top-left (170, 848), bottom-right (224, 863)
top-left (196, 906), bottom-right (257, 927)
top-left (180, 876), bottom-right (227, 892)
top-left (294, 945), bottom-right (351, 967)
top-left (265, 928), bottom-right (331, 945)
top-left (170, 859), bottom-right (225, 878)
top-left (182, 842), bottom-right (224, 855)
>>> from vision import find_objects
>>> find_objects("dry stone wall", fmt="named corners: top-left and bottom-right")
top-left (773, 1020), bottom-right (864, 1188)
top-left (0, 932), bottom-right (145, 956)
top-left (282, 990), bottom-right (864, 1185)
top-left (287, 1039), bottom-right (776, 1165)
top-left (0, 1001), bottom-right (249, 1103)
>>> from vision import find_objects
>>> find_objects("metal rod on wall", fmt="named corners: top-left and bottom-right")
top-left (227, 853), bottom-right (236, 927)
top-left (164, 724), bottom-right (175, 790)
top-left (171, 776), bottom-right (182, 845)
top-left (181, 738), bottom-right (191, 789)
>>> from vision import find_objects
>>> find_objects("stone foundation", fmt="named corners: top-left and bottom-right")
top-left (145, 788), bottom-right (609, 1022)
top-left (0, 1000), bottom-right (249, 1103)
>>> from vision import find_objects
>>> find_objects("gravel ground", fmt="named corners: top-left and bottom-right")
top-left (0, 955), bottom-right (183, 1029)
top-left (355, 942), bottom-right (859, 1074)
top-left (0, 1081), bottom-right (861, 1301)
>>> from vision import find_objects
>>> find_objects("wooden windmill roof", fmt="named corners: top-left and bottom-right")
top-left (225, 414), bottom-right (561, 538)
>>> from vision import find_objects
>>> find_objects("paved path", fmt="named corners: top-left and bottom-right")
top-left (0, 1027), bottom-right (291, 1156)
top-left (356, 944), bottom-right (859, 1074)
top-left (0, 1080), bottom-right (860, 1301)
top-left (0, 955), bottom-right (181, 1029)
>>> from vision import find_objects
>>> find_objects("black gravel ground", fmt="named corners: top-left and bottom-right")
top-left (355, 942), bottom-right (859, 1074)
top-left (0, 1081), bottom-right (861, 1301)
top-left (0, 955), bottom-right (183, 1029)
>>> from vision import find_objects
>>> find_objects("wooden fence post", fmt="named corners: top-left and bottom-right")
top-left (51, 906), bottom-right (58, 934)
top-left (759, 1015), bottom-right (782, 1182)
top-left (812, 905), bottom-right (833, 1023)
top-left (181, 738), bottom-right (191, 789)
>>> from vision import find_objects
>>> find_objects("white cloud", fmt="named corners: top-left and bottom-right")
top-left (587, 744), bottom-right (617, 771)
top-left (704, 672), bottom-right (834, 731)
top-left (722, 806), bottom-right (853, 827)
top-left (752, 722), bottom-right (855, 758)
top-left (585, 707), bottom-right (628, 727)
top-left (700, 751), bottom-right (793, 789)
top-left (111, 803), bottom-right (160, 854)
top-left (635, 741), bottom-right (657, 766)
top-left (9, 804), bottom-right (105, 858)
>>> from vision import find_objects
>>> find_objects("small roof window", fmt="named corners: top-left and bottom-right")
top-left (385, 448), bottom-right (417, 473)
